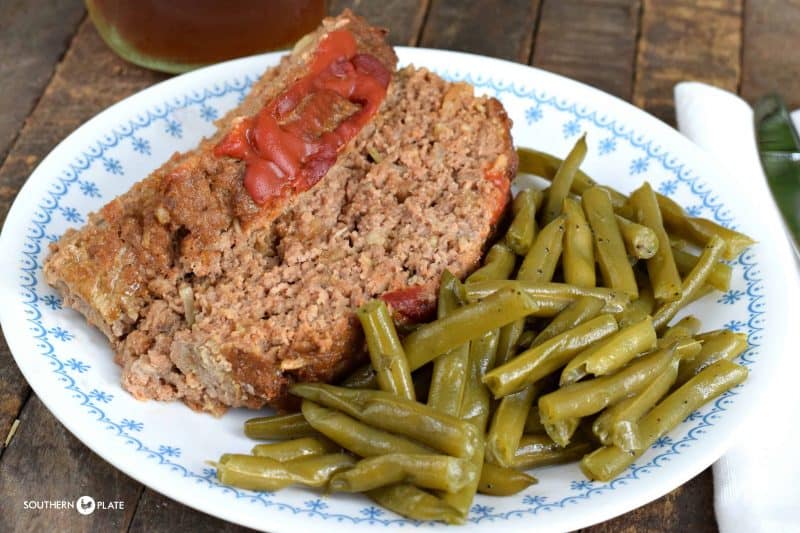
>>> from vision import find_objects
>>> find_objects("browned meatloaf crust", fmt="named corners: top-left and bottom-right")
top-left (43, 11), bottom-right (516, 414)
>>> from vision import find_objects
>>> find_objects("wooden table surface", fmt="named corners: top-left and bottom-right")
top-left (1, 1), bottom-right (797, 531)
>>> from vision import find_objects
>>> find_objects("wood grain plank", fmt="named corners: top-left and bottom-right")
top-left (0, 396), bottom-right (143, 532)
top-left (419, 0), bottom-right (540, 62)
top-left (634, 0), bottom-right (743, 124)
top-left (0, 332), bottom-right (28, 457)
top-left (128, 490), bottom-right (256, 533)
top-left (741, 0), bottom-right (800, 109)
top-left (532, 0), bottom-right (641, 101)
top-left (0, 0), bottom-right (85, 165)
top-left (580, 468), bottom-right (717, 532)
top-left (328, 0), bottom-right (429, 46)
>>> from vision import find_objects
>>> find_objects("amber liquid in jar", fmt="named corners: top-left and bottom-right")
top-left (86, 0), bottom-right (327, 73)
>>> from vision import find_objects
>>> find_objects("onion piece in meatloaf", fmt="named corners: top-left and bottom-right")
top-left (43, 10), bottom-right (516, 414)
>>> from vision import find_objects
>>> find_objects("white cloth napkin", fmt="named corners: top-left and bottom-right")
top-left (674, 82), bottom-right (800, 533)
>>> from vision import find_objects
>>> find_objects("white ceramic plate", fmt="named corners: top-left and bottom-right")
top-left (1, 48), bottom-right (798, 532)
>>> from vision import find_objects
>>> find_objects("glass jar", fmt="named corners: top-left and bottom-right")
top-left (86, 0), bottom-right (327, 73)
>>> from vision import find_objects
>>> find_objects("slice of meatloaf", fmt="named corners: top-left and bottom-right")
top-left (44, 11), bottom-right (396, 342)
top-left (44, 12), bottom-right (516, 414)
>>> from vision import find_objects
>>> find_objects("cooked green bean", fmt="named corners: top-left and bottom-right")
top-left (459, 330), bottom-right (498, 427)
top-left (524, 406), bottom-right (546, 434)
top-left (301, 400), bottom-right (430, 457)
top-left (475, 330), bottom-right (502, 381)
top-left (341, 363), bottom-right (378, 389)
top-left (677, 329), bottom-right (748, 385)
top-left (643, 193), bottom-right (747, 262)
top-left (330, 454), bottom-right (475, 493)
top-left (616, 279), bottom-right (654, 328)
top-left (443, 333), bottom-right (495, 519)
top-left (658, 194), bottom-right (755, 261)
top-left (478, 462), bottom-right (537, 496)
top-left (506, 189), bottom-right (541, 255)
top-left (543, 417), bottom-right (580, 447)
top-left (438, 269), bottom-right (462, 316)
top-left (688, 284), bottom-right (715, 304)
top-left (496, 319), bottom-right (525, 367)
top-left (214, 453), bottom-right (355, 491)
top-left (251, 437), bottom-right (337, 461)
top-left (357, 299), bottom-right (415, 401)
top-left (656, 194), bottom-right (755, 260)
top-left (540, 346), bottom-right (675, 422)
top-left (244, 413), bottom-right (317, 440)
top-left (582, 186), bottom-right (638, 298)
top-left (517, 146), bottom-right (592, 185)
top-left (629, 182), bottom-right (682, 301)
top-left (512, 434), bottom-right (592, 470)
top-left (697, 327), bottom-right (748, 350)
top-left (369, 484), bottom-right (462, 525)
top-left (496, 189), bottom-right (544, 370)
top-left (542, 135), bottom-right (587, 224)
top-left (516, 147), bottom-right (630, 213)
top-left (533, 297), bottom-right (619, 439)
top-left (483, 314), bottom-right (619, 398)
top-left (532, 295), bottom-right (605, 347)
top-left (518, 146), bottom-right (754, 260)
top-left (690, 218), bottom-right (755, 259)
top-left (563, 197), bottom-right (596, 287)
top-left (403, 287), bottom-right (540, 370)
top-left (466, 243), bottom-right (516, 283)
top-left (496, 207), bottom-right (566, 471)
top-left (670, 235), bottom-right (692, 250)
top-left (441, 422), bottom-right (484, 518)
top-left (672, 246), bottom-right (732, 292)
top-left (486, 383), bottom-right (538, 467)
top-left (668, 337), bottom-right (703, 361)
top-left (292, 383), bottom-right (372, 418)
top-left (434, 267), bottom-right (501, 421)
top-left (580, 359), bottom-right (748, 481)
top-left (652, 236), bottom-right (726, 331)
top-left (517, 215), bottom-right (566, 281)
top-left (428, 271), bottom-right (470, 416)
top-left (463, 281), bottom-right (629, 314)
top-left (592, 353), bottom-right (680, 450)
top-left (560, 316), bottom-right (657, 385)
top-left (567, 173), bottom-right (748, 262)
top-left (428, 352), bottom-right (468, 414)
top-left (482, 295), bottom-right (569, 317)
top-left (662, 315), bottom-right (702, 342)
top-left (656, 319), bottom-right (704, 359)
top-left (371, 397), bottom-right (478, 457)
top-left (616, 214), bottom-right (659, 260)
top-left (292, 384), bottom-right (475, 457)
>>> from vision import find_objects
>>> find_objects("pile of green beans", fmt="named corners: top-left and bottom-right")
top-left (212, 138), bottom-right (753, 523)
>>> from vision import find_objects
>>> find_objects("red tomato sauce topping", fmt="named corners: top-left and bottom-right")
top-left (380, 285), bottom-right (436, 323)
top-left (214, 30), bottom-right (391, 205)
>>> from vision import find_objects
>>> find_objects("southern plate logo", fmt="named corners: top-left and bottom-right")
top-left (76, 495), bottom-right (95, 515)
